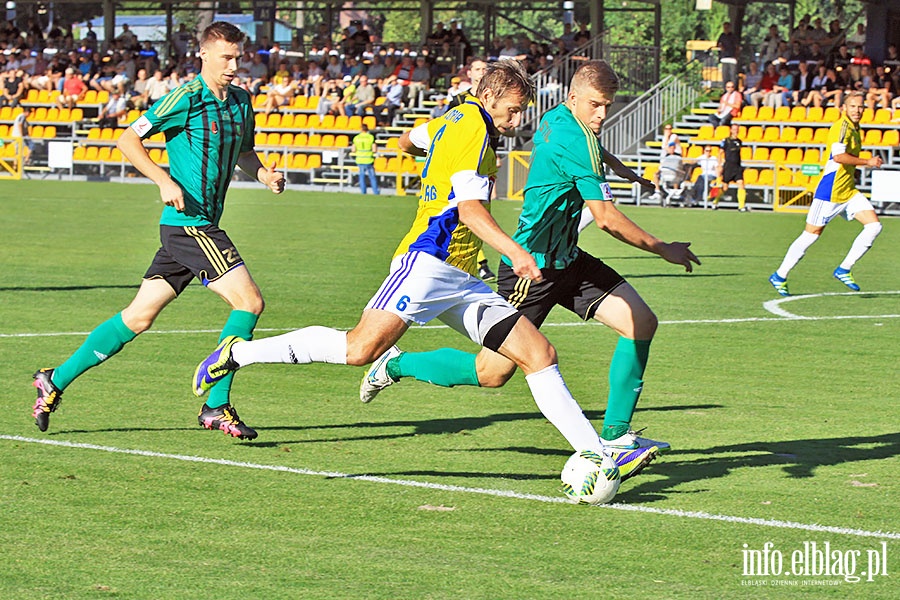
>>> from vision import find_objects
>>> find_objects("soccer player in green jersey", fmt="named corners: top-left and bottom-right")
top-left (359, 60), bottom-right (700, 467)
top-left (31, 22), bottom-right (285, 440)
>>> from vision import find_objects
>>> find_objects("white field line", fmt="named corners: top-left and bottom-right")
top-left (2, 434), bottom-right (898, 541)
top-left (3, 290), bottom-right (899, 340)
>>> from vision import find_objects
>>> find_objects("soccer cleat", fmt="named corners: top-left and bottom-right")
top-left (478, 261), bottom-right (497, 283)
top-left (32, 368), bottom-right (63, 432)
top-left (193, 335), bottom-right (241, 396)
top-left (768, 272), bottom-right (790, 297)
top-left (602, 428), bottom-right (671, 453)
top-left (607, 445), bottom-right (659, 481)
top-left (198, 402), bottom-right (257, 440)
top-left (833, 267), bottom-right (860, 291)
top-left (360, 346), bottom-right (402, 403)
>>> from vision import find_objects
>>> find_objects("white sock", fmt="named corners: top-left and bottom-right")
top-left (232, 326), bottom-right (348, 367)
top-left (776, 231), bottom-right (820, 279)
top-left (525, 365), bottom-right (604, 453)
top-left (840, 222), bottom-right (882, 270)
top-left (577, 206), bottom-right (594, 233)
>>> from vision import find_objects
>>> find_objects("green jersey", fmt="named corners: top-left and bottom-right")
top-left (130, 76), bottom-right (255, 227)
top-left (504, 103), bottom-right (613, 270)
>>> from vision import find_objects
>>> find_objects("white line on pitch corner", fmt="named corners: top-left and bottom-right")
top-left (2, 435), bottom-right (898, 541)
top-left (762, 290), bottom-right (900, 319)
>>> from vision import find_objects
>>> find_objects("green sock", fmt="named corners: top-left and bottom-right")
top-left (601, 337), bottom-right (651, 440)
top-left (205, 310), bottom-right (259, 409)
top-left (52, 312), bottom-right (137, 390)
top-left (386, 348), bottom-right (480, 387)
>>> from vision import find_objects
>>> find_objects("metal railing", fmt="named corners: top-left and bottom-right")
top-left (601, 64), bottom-right (704, 156)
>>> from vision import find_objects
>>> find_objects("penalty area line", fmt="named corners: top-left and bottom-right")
top-left (3, 434), bottom-right (898, 541)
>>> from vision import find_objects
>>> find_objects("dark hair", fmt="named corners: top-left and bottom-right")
top-left (201, 21), bottom-right (244, 47)
top-left (476, 60), bottom-right (535, 103)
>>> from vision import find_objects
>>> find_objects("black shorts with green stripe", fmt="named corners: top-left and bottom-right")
top-left (144, 225), bottom-right (244, 294)
top-left (497, 251), bottom-right (625, 327)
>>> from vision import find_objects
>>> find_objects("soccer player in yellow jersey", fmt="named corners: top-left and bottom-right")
top-left (769, 92), bottom-right (884, 295)
top-left (194, 61), bottom-right (613, 456)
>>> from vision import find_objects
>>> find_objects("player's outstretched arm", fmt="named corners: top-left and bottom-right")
top-left (585, 199), bottom-right (701, 272)
top-left (399, 129), bottom-right (427, 157)
top-left (600, 145), bottom-right (654, 191)
top-left (457, 199), bottom-right (543, 282)
top-left (237, 151), bottom-right (285, 194)
top-left (118, 127), bottom-right (184, 211)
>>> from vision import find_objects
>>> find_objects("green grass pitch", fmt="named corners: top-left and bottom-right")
top-left (1, 180), bottom-right (897, 599)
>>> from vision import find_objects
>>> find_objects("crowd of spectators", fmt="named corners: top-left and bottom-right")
top-left (712, 15), bottom-right (900, 117)
top-left (1, 16), bottom-right (595, 129)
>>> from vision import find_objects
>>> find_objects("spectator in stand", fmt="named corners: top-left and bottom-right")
top-left (341, 75), bottom-right (359, 116)
top-left (573, 22), bottom-right (591, 46)
top-left (826, 20), bottom-right (845, 47)
top-left (392, 55), bottom-right (415, 86)
top-left (353, 74), bottom-right (376, 116)
top-left (808, 18), bottom-right (829, 46)
top-left (130, 68), bottom-right (150, 109)
top-left (376, 74), bottom-right (404, 126)
top-left (1, 67), bottom-right (25, 107)
top-left (849, 45), bottom-right (872, 83)
top-left (247, 52), bottom-right (269, 94)
top-left (498, 36), bottom-right (521, 59)
top-left (786, 41), bottom-right (809, 69)
top-left (804, 67), bottom-right (842, 108)
top-left (446, 76), bottom-right (463, 101)
top-left (427, 22), bottom-right (451, 47)
top-left (115, 23), bottom-right (138, 51)
top-left (316, 78), bottom-right (346, 119)
top-left (325, 52), bottom-right (343, 80)
top-left (138, 41), bottom-right (159, 73)
top-left (740, 61), bottom-right (762, 104)
top-left (559, 22), bottom-right (576, 51)
top-left (145, 69), bottom-right (167, 107)
top-left (263, 62), bottom-right (297, 115)
top-left (759, 24), bottom-right (782, 66)
top-left (847, 22), bottom-right (866, 49)
top-left (82, 21), bottom-right (98, 51)
top-left (430, 97), bottom-right (447, 118)
top-left (767, 64), bottom-right (794, 107)
top-left (687, 145), bottom-right (719, 208)
top-left (310, 22), bottom-right (332, 48)
top-left (750, 63), bottom-right (776, 107)
top-left (789, 15), bottom-right (811, 47)
top-left (166, 69), bottom-right (183, 92)
top-left (365, 54), bottom-right (387, 82)
top-left (866, 65), bottom-right (893, 111)
top-left (716, 22), bottom-right (740, 87)
top-left (791, 61), bottom-right (815, 106)
top-left (407, 55), bottom-right (431, 108)
top-left (96, 91), bottom-right (127, 128)
top-left (807, 42), bottom-right (827, 67)
top-left (709, 80), bottom-right (742, 126)
top-left (171, 23), bottom-right (193, 58)
top-left (829, 44), bottom-right (852, 74)
top-left (56, 67), bottom-right (86, 109)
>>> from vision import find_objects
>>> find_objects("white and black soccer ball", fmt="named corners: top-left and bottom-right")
top-left (560, 449), bottom-right (621, 505)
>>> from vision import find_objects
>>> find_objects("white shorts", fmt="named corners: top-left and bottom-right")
top-left (807, 193), bottom-right (874, 226)
top-left (365, 251), bottom-right (518, 346)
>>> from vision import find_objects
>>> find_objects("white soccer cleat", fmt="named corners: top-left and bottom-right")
top-left (602, 428), bottom-right (671, 453)
top-left (359, 346), bottom-right (402, 403)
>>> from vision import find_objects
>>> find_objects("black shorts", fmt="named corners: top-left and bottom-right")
top-left (497, 251), bottom-right (625, 327)
top-left (722, 163), bottom-right (744, 183)
top-left (144, 225), bottom-right (244, 295)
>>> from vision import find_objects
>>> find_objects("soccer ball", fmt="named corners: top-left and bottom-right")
top-left (560, 449), bottom-right (621, 505)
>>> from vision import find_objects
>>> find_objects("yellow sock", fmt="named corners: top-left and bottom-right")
top-left (737, 188), bottom-right (746, 210)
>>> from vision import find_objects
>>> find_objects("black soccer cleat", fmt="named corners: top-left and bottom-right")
top-left (32, 368), bottom-right (63, 432)
top-left (198, 402), bottom-right (258, 440)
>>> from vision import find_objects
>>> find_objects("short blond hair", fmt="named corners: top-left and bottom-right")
top-left (476, 60), bottom-right (535, 103)
top-left (570, 60), bottom-right (619, 97)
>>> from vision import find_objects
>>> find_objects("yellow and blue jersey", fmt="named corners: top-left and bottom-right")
top-left (130, 76), bottom-right (255, 227)
top-left (814, 114), bottom-right (862, 203)
top-left (393, 97), bottom-right (498, 276)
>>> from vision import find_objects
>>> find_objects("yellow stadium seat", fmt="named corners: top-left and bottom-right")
top-left (255, 113), bottom-right (266, 128)
top-left (71, 108), bottom-right (84, 121)
top-left (795, 127), bottom-right (814, 143)
top-left (860, 108), bottom-right (874, 124)
top-left (740, 105), bottom-right (757, 120)
top-left (255, 132), bottom-right (267, 146)
top-left (806, 107), bottom-right (824, 122)
top-left (874, 109), bottom-right (891, 124)
top-left (713, 125), bottom-right (729, 139)
top-left (822, 107), bottom-right (840, 122)
top-left (306, 96), bottom-right (320, 109)
top-left (33, 107), bottom-right (48, 121)
top-left (254, 95), bottom-right (266, 108)
top-left (347, 116), bottom-right (362, 130)
top-left (860, 150), bottom-right (872, 160)
top-left (881, 129), bottom-right (899, 146)
top-left (160, 150), bottom-right (169, 165)
top-left (0, 124), bottom-right (7, 137)
top-left (373, 156), bottom-right (388, 172)
top-left (789, 106), bottom-right (807, 122)
top-left (97, 91), bottom-right (110, 104)
top-left (43, 125), bottom-right (57, 139)
top-left (291, 153), bottom-right (308, 169)
top-left (776, 169), bottom-right (792, 186)
top-left (752, 147), bottom-right (770, 162)
top-left (335, 134), bottom-right (349, 147)
top-left (773, 106), bottom-right (791, 122)
top-left (149, 132), bottom-right (165, 143)
top-left (306, 154), bottom-right (321, 169)
top-left (113, 128), bottom-right (124, 139)
top-left (293, 133), bottom-right (309, 146)
top-left (769, 147), bottom-right (786, 164)
top-left (813, 127), bottom-right (829, 143)
top-left (73, 146), bottom-right (86, 160)
top-left (280, 114), bottom-right (294, 128)
top-left (785, 148), bottom-right (803, 164)
top-left (385, 137), bottom-right (400, 149)
top-left (696, 125), bottom-right (714, 140)
top-left (266, 114), bottom-right (281, 128)
top-left (792, 172), bottom-right (810, 186)
top-left (318, 115), bottom-right (335, 129)
top-left (30, 125), bottom-right (44, 138)
top-left (756, 169), bottom-right (774, 186)
top-left (308, 133), bottom-right (322, 147)
top-left (363, 116), bottom-right (376, 130)
top-left (757, 106), bottom-right (775, 121)
top-left (743, 168), bottom-right (758, 184)
top-left (763, 126), bottom-right (780, 142)
top-left (781, 126), bottom-right (797, 142)
top-left (334, 115), bottom-right (349, 129)
top-left (802, 148), bottom-right (820, 164)
top-left (0, 106), bottom-right (10, 120)
top-left (97, 147), bottom-right (111, 162)
top-left (148, 148), bottom-right (162, 162)
top-left (686, 145), bottom-right (702, 159)
top-left (25, 89), bottom-right (38, 103)
top-left (37, 90), bottom-right (50, 103)
top-left (320, 134), bottom-right (335, 147)
top-left (863, 129), bottom-right (882, 145)
top-left (46, 108), bottom-right (60, 122)
top-left (58, 108), bottom-right (70, 121)
top-left (740, 146), bottom-right (751, 161)
top-left (99, 128), bottom-right (113, 140)
top-left (292, 96), bottom-right (308, 110)
top-left (292, 114), bottom-right (308, 129)
top-left (87, 128), bottom-right (102, 140)
top-left (401, 156), bottom-right (416, 172)
top-left (266, 132), bottom-right (281, 146)
top-left (385, 157), bottom-right (401, 173)
top-left (108, 148), bottom-right (123, 162)
top-left (280, 133), bottom-right (294, 146)
top-left (745, 126), bottom-right (763, 142)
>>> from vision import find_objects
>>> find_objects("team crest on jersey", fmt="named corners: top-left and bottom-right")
top-left (211, 121), bottom-right (218, 134)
